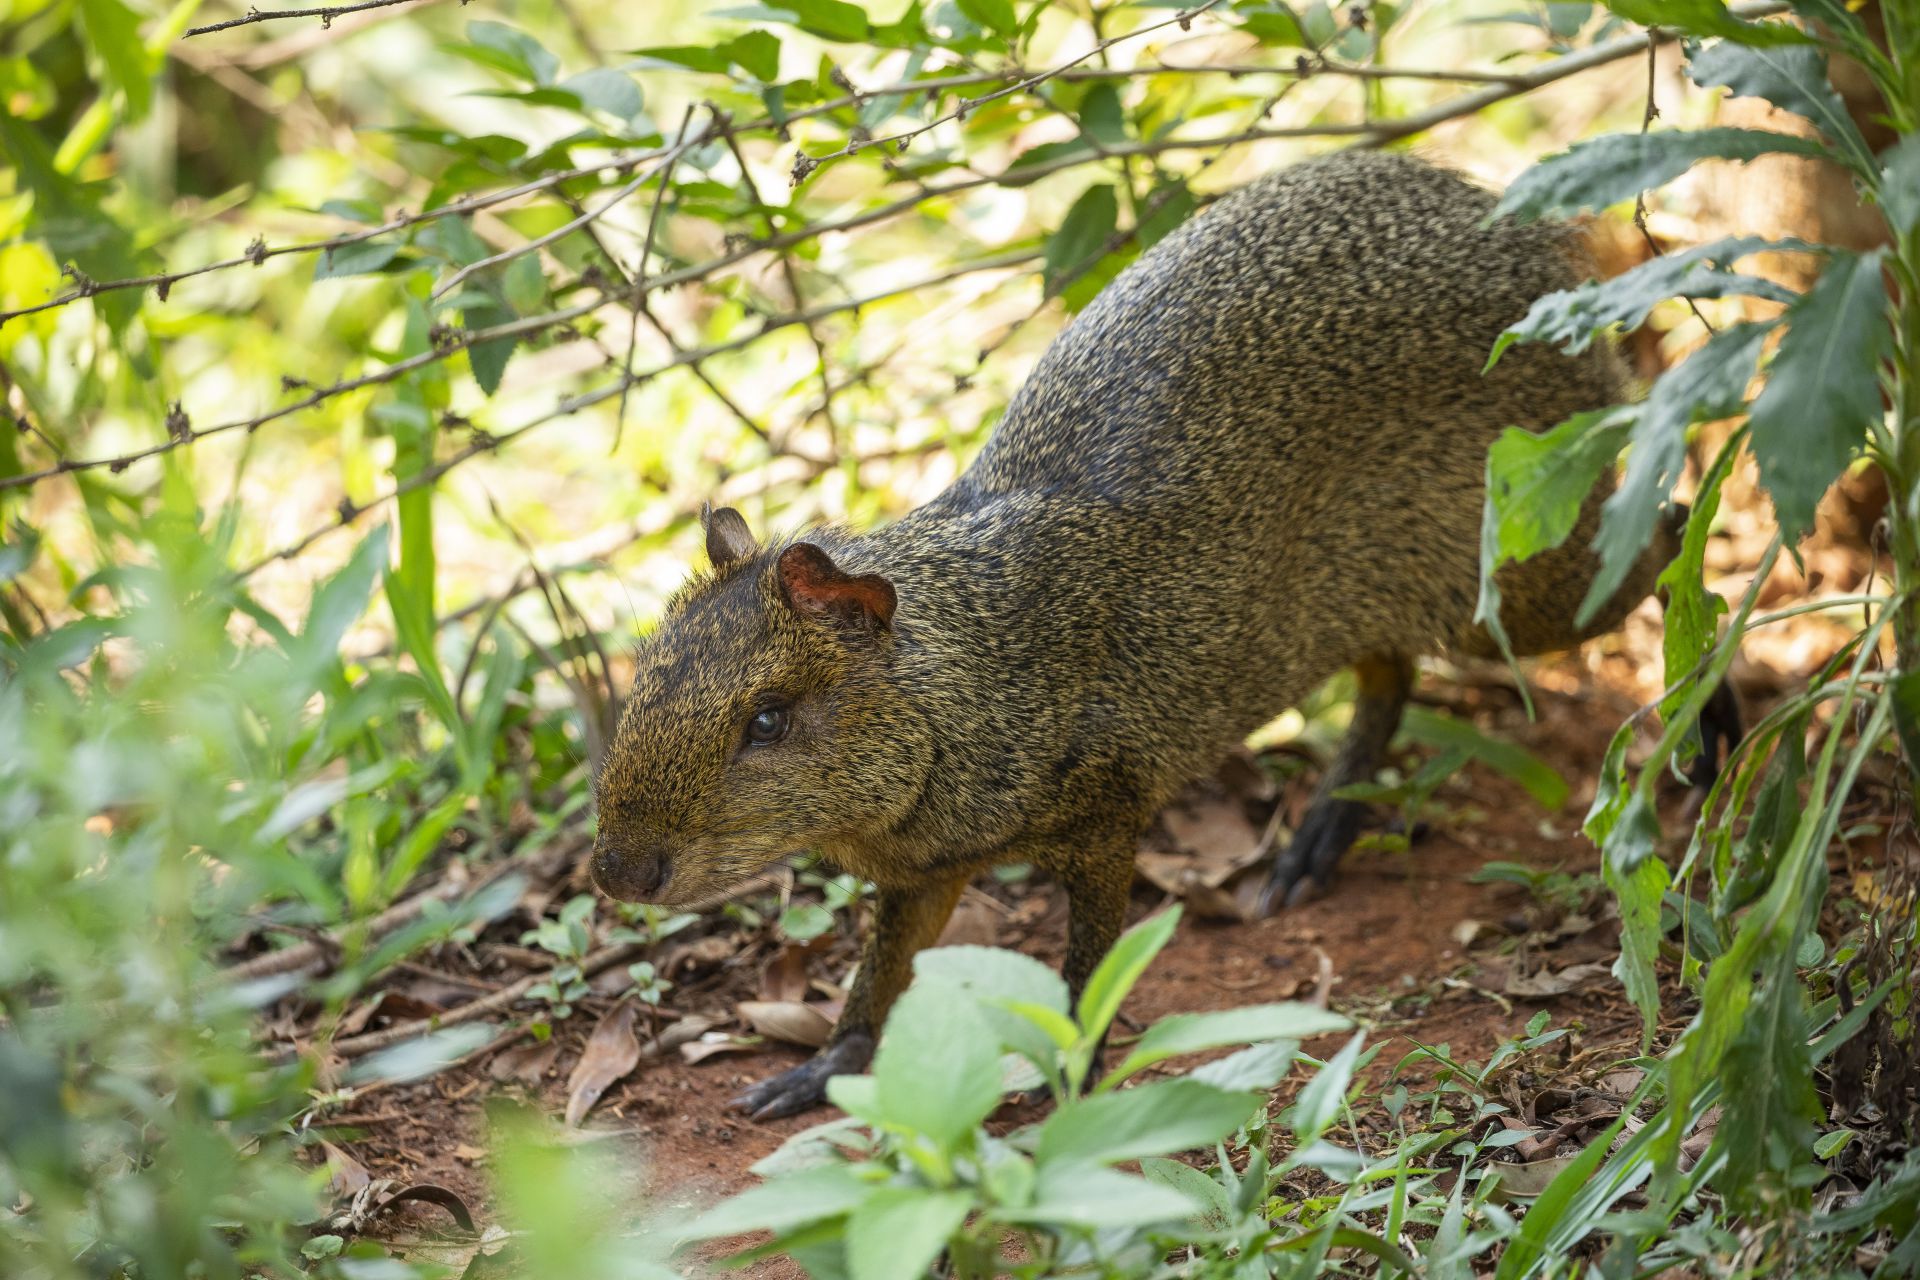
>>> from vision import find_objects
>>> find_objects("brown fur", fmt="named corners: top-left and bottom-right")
top-left (591, 152), bottom-right (1671, 1115)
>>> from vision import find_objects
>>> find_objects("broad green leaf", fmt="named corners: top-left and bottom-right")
top-left (1140, 1157), bottom-right (1232, 1230)
top-left (1004, 1164), bottom-right (1201, 1228)
top-left (1496, 129), bottom-right (1830, 223)
top-left (727, 30), bottom-right (782, 80)
top-left (1400, 705), bottom-right (1569, 810)
top-left (1747, 249), bottom-right (1889, 542)
top-left (1881, 134), bottom-right (1920, 235)
top-left (1598, 0), bottom-right (1809, 44)
top-left (1076, 906), bottom-right (1180, 1043)
top-left (314, 238), bottom-right (401, 281)
top-left (1044, 183), bottom-right (1119, 300)
top-left (1481, 406), bottom-right (1634, 569)
top-left (1238, 3), bottom-right (1306, 45)
top-left (1578, 319), bottom-right (1774, 627)
top-left (733, 0), bottom-right (869, 41)
top-left (846, 1187), bottom-right (970, 1280)
top-left (1108, 1003), bottom-right (1350, 1083)
top-left (463, 21), bottom-right (561, 84)
top-left (1035, 1080), bottom-right (1259, 1168)
top-left (873, 980), bottom-right (1003, 1149)
top-left (914, 945), bottom-right (1069, 1078)
top-left (631, 45), bottom-right (731, 74)
top-left (1686, 38), bottom-right (1872, 171)
top-left (682, 1166), bottom-right (873, 1240)
top-left (1488, 236), bottom-right (1804, 368)
top-left (1289, 1033), bottom-right (1363, 1145)
top-left (1078, 84), bottom-right (1126, 146)
top-left (76, 0), bottom-right (153, 120)
top-left (957, 0), bottom-right (1017, 35)
top-left (560, 68), bottom-right (644, 123)
top-left (466, 300), bottom-right (518, 396)
top-left (1657, 438), bottom-right (1735, 731)
top-left (1606, 826), bottom-right (1668, 1045)
top-left (1187, 1040), bottom-right (1300, 1092)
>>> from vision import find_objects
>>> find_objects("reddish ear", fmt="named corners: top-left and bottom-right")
top-left (777, 543), bottom-right (897, 633)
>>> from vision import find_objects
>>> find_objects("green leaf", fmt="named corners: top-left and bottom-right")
top-left (846, 1187), bottom-right (970, 1280)
top-left (463, 21), bottom-right (561, 84)
top-left (1238, 2), bottom-right (1306, 45)
top-left (914, 946), bottom-right (1069, 1079)
top-left (314, 239), bottom-right (401, 281)
top-left (1881, 134), bottom-right (1920, 236)
top-left (683, 1165), bottom-right (873, 1240)
top-left (1748, 249), bottom-right (1889, 542)
top-left (748, 0), bottom-right (870, 41)
top-left (1108, 1003), bottom-right (1350, 1083)
top-left (873, 980), bottom-right (1004, 1149)
top-left (727, 30), bottom-right (783, 80)
top-left (1715, 948), bottom-right (1822, 1209)
top-left (1400, 705), bottom-right (1569, 810)
top-left (1076, 906), bottom-right (1180, 1043)
top-left (1140, 1157), bottom-right (1232, 1230)
top-left (1188, 1039), bottom-right (1300, 1092)
top-left (1598, 0), bottom-right (1810, 44)
top-left (1481, 406), bottom-right (1635, 570)
top-left (632, 45), bottom-right (731, 74)
top-left (957, 0), bottom-right (1017, 35)
top-left (1495, 129), bottom-right (1830, 222)
top-left (466, 300), bottom-right (518, 396)
top-left (292, 524), bottom-right (389, 685)
top-left (1577, 320), bottom-right (1774, 626)
top-left (560, 68), bottom-right (644, 122)
top-left (1044, 182), bottom-right (1119, 292)
top-left (1035, 1080), bottom-right (1258, 1168)
top-left (1686, 39), bottom-right (1872, 171)
top-left (76, 0), bottom-right (153, 120)
top-left (1078, 83), bottom-right (1127, 146)
top-left (778, 902), bottom-right (835, 942)
top-left (1606, 828), bottom-right (1668, 1046)
top-left (1488, 236), bottom-right (1803, 368)
top-left (1289, 1033), bottom-right (1363, 1145)
top-left (1656, 438), bottom-right (1735, 731)
top-left (1004, 1164), bottom-right (1200, 1228)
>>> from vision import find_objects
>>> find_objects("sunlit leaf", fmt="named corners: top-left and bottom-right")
top-left (1495, 129), bottom-right (1830, 222)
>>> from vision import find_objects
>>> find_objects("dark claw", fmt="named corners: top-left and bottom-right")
top-left (1686, 681), bottom-right (1743, 793)
top-left (1259, 798), bottom-right (1367, 916)
top-left (729, 1032), bottom-right (874, 1121)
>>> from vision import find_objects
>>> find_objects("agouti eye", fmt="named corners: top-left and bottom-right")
top-left (744, 704), bottom-right (790, 747)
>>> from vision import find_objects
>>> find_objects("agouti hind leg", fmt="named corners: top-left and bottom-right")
top-left (1260, 654), bottom-right (1414, 914)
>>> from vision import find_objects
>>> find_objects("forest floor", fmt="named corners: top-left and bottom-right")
top-left (265, 483), bottom-right (1879, 1275)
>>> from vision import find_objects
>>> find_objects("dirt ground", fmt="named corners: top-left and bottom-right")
top-left (301, 644), bottom-right (1696, 1273)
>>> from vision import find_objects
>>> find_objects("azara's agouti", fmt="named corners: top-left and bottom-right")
top-left (590, 150), bottom-right (1702, 1119)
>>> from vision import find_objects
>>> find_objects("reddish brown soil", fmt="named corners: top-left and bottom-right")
top-left (314, 656), bottom-right (1680, 1277)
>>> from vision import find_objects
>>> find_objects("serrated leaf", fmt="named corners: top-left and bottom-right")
top-left (1577, 319), bottom-right (1775, 626)
top-left (1489, 236), bottom-right (1804, 367)
top-left (1606, 826), bottom-right (1668, 1045)
top-left (1482, 406), bottom-right (1635, 566)
top-left (1686, 39), bottom-right (1872, 170)
top-left (1495, 129), bottom-right (1830, 223)
top-left (1747, 249), bottom-right (1889, 541)
top-left (1716, 949), bottom-right (1822, 1208)
top-left (1656, 440), bottom-right (1734, 732)
top-left (1599, 0), bottom-right (1809, 44)
top-left (1882, 134), bottom-right (1920, 236)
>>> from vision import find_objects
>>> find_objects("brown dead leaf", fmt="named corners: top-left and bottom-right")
top-left (936, 895), bottom-right (1002, 947)
top-left (1215, 748), bottom-right (1278, 804)
top-left (489, 1037), bottom-right (563, 1084)
top-left (760, 945), bottom-right (813, 1003)
top-left (321, 1141), bottom-right (370, 1196)
top-left (681, 1032), bottom-right (762, 1064)
top-left (1502, 961), bottom-right (1612, 999)
top-left (737, 1000), bottom-right (834, 1048)
top-left (1163, 795), bottom-right (1264, 868)
top-left (1487, 1153), bottom-right (1584, 1200)
top-left (564, 1000), bottom-right (641, 1127)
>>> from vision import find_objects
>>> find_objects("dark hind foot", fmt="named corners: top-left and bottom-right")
top-left (1259, 797), bottom-right (1368, 913)
top-left (729, 1031), bottom-right (874, 1121)
top-left (1686, 680), bottom-right (1743, 793)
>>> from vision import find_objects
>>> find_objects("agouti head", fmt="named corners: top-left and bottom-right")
top-left (590, 506), bottom-right (928, 906)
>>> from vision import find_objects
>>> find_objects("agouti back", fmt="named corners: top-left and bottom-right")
top-left (591, 150), bottom-right (1676, 1119)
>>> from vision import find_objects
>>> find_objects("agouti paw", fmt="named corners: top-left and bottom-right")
top-left (730, 1031), bottom-right (875, 1121)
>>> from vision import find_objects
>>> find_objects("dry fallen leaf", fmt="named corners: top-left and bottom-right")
top-left (760, 945), bottom-right (813, 1003)
top-left (1502, 961), bottom-right (1612, 999)
top-left (736, 1000), bottom-right (834, 1048)
top-left (564, 1000), bottom-right (642, 1127)
top-left (681, 1031), bottom-right (762, 1064)
top-left (488, 1038), bottom-right (562, 1084)
top-left (1487, 1153), bottom-right (1584, 1200)
top-left (935, 895), bottom-right (1002, 947)
top-left (320, 1140), bottom-right (370, 1196)
top-left (1163, 795), bottom-right (1264, 867)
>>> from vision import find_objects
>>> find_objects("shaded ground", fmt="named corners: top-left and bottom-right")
top-left (288, 651), bottom-right (1686, 1272)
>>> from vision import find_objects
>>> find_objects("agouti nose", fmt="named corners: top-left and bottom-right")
top-left (590, 841), bottom-right (672, 902)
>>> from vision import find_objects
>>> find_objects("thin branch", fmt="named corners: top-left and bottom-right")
top-left (186, 0), bottom-right (434, 37)
top-left (615, 107), bottom-right (698, 444)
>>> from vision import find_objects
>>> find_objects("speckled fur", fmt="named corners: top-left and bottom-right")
top-left (593, 152), bottom-right (1667, 1090)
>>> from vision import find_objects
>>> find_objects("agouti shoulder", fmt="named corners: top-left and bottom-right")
top-left (591, 150), bottom-right (1675, 1119)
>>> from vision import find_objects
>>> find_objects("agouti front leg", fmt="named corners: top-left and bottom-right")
top-left (1261, 654), bottom-right (1414, 913)
top-left (731, 871), bottom-right (967, 1121)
